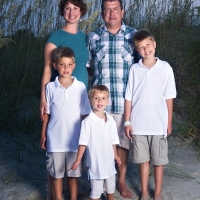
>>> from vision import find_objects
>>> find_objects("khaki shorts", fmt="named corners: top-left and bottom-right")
top-left (109, 113), bottom-right (130, 150)
top-left (46, 152), bottom-right (82, 179)
top-left (131, 135), bottom-right (168, 166)
top-left (90, 174), bottom-right (116, 199)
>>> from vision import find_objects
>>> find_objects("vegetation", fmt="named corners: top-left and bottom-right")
top-left (0, 0), bottom-right (200, 148)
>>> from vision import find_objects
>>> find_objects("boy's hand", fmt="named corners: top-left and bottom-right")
top-left (115, 155), bottom-right (121, 166)
top-left (124, 125), bottom-right (133, 140)
top-left (40, 136), bottom-right (47, 150)
top-left (167, 121), bottom-right (172, 135)
top-left (71, 160), bottom-right (81, 170)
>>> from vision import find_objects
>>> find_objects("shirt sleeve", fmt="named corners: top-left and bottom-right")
top-left (80, 86), bottom-right (91, 115)
top-left (46, 30), bottom-right (60, 47)
top-left (111, 120), bottom-right (120, 145)
top-left (163, 63), bottom-right (177, 99)
top-left (45, 84), bottom-right (51, 114)
top-left (125, 65), bottom-right (134, 101)
top-left (79, 120), bottom-right (90, 146)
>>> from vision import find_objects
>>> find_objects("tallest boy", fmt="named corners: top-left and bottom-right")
top-left (87, 0), bottom-right (139, 198)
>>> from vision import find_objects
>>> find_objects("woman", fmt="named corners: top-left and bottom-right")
top-left (40, 1), bottom-right (88, 199)
top-left (40, 0), bottom-right (88, 120)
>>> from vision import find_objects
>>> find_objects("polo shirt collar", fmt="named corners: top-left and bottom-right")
top-left (102, 21), bottom-right (126, 35)
top-left (90, 111), bottom-right (112, 123)
top-left (138, 57), bottom-right (160, 69)
top-left (54, 76), bottom-right (78, 88)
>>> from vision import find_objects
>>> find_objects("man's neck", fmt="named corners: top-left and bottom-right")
top-left (106, 24), bottom-right (121, 34)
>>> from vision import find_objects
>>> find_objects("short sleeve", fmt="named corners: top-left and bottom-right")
top-left (79, 120), bottom-right (90, 146)
top-left (125, 65), bottom-right (134, 101)
top-left (80, 86), bottom-right (91, 115)
top-left (45, 84), bottom-right (51, 114)
top-left (163, 64), bottom-right (177, 99)
top-left (46, 30), bottom-right (60, 47)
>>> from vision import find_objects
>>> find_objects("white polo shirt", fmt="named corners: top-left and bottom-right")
top-left (45, 77), bottom-right (91, 153)
top-left (125, 58), bottom-right (176, 137)
top-left (79, 111), bottom-right (119, 180)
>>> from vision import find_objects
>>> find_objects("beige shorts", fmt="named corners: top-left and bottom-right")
top-left (90, 174), bottom-right (116, 199)
top-left (131, 135), bottom-right (169, 166)
top-left (109, 113), bottom-right (130, 150)
top-left (46, 152), bottom-right (82, 179)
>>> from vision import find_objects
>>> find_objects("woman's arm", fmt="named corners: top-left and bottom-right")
top-left (40, 43), bottom-right (57, 120)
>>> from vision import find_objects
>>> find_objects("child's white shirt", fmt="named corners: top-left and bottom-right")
top-left (79, 111), bottom-right (119, 180)
top-left (45, 76), bottom-right (91, 152)
top-left (125, 58), bottom-right (176, 137)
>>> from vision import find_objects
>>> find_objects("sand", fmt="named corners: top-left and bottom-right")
top-left (0, 132), bottom-right (200, 200)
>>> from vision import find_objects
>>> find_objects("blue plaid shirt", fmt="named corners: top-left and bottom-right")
top-left (87, 22), bottom-right (139, 114)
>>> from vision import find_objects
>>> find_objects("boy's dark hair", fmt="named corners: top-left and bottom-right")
top-left (132, 29), bottom-right (155, 47)
top-left (89, 85), bottom-right (110, 99)
top-left (53, 47), bottom-right (75, 63)
top-left (59, 0), bottom-right (87, 17)
top-left (101, 0), bottom-right (123, 12)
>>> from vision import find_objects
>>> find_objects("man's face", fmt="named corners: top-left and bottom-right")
top-left (102, 0), bottom-right (124, 29)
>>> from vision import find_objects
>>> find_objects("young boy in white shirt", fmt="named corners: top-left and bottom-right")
top-left (124, 30), bottom-right (176, 200)
top-left (40, 47), bottom-right (91, 200)
top-left (71, 85), bottom-right (121, 200)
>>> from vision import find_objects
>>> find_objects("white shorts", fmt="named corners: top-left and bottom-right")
top-left (90, 174), bottom-right (116, 199)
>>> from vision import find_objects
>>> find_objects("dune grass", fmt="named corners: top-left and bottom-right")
top-left (0, 0), bottom-right (199, 148)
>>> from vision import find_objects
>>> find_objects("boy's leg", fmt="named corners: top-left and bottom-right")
top-left (68, 177), bottom-right (78, 200)
top-left (52, 178), bottom-right (63, 200)
top-left (140, 162), bottom-right (150, 199)
top-left (106, 193), bottom-right (114, 200)
top-left (154, 165), bottom-right (164, 200)
top-left (46, 172), bottom-right (54, 200)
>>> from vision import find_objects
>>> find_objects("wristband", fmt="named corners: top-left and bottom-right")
top-left (124, 120), bottom-right (131, 127)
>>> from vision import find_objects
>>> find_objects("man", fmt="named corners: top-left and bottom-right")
top-left (87, 0), bottom-right (139, 198)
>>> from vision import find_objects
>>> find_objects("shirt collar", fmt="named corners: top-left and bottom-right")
top-left (54, 76), bottom-right (78, 88)
top-left (101, 21), bottom-right (126, 35)
top-left (138, 57), bottom-right (160, 69)
top-left (90, 111), bottom-right (112, 123)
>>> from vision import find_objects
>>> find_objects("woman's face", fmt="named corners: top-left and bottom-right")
top-left (63, 2), bottom-right (82, 24)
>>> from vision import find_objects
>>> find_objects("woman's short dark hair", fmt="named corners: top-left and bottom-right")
top-left (59, 0), bottom-right (87, 17)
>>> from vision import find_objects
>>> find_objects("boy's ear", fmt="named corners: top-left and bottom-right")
top-left (53, 63), bottom-right (57, 70)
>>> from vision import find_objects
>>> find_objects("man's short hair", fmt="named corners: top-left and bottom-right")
top-left (132, 29), bottom-right (155, 47)
top-left (101, 0), bottom-right (123, 11)
top-left (89, 85), bottom-right (110, 98)
top-left (53, 47), bottom-right (75, 63)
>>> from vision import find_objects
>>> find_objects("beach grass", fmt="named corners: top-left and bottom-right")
top-left (0, 0), bottom-right (199, 146)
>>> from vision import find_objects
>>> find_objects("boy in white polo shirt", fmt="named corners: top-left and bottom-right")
top-left (71, 85), bottom-right (121, 200)
top-left (40, 47), bottom-right (91, 200)
top-left (124, 30), bottom-right (176, 200)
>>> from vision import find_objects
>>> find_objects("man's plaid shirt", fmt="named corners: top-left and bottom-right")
top-left (87, 22), bottom-right (139, 114)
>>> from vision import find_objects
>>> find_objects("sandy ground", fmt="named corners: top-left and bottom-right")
top-left (0, 132), bottom-right (200, 200)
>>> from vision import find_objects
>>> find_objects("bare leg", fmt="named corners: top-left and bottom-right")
top-left (140, 162), bottom-right (150, 200)
top-left (52, 178), bottom-right (63, 200)
top-left (154, 165), bottom-right (164, 200)
top-left (117, 146), bottom-right (133, 198)
top-left (68, 177), bottom-right (78, 200)
top-left (107, 193), bottom-right (114, 200)
top-left (46, 172), bottom-right (54, 200)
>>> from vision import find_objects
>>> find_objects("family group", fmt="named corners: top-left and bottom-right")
top-left (39, 0), bottom-right (176, 200)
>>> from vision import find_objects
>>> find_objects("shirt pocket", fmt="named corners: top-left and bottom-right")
top-left (95, 45), bottom-right (106, 62)
top-left (121, 45), bottom-right (133, 65)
